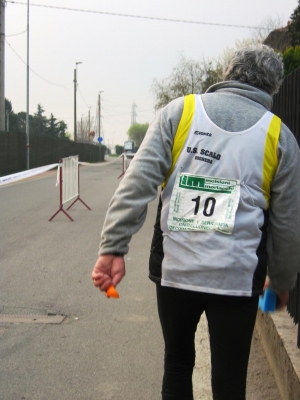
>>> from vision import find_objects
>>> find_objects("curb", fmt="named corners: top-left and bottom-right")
top-left (255, 309), bottom-right (300, 400)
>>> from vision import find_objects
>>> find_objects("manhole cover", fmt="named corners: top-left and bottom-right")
top-left (0, 314), bottom-right (66, 324)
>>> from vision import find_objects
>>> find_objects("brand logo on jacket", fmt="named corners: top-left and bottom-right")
top-left (194, 130), bottom-right (212, 137)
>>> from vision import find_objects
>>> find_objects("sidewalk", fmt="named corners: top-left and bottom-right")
top-left (256, 309), bottom-right (300, 399)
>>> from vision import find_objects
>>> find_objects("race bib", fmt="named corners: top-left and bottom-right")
top-left (167, 172), bottom-right (240, 234)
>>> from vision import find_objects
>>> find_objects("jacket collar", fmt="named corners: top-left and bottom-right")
top-left (205, 81), bottom-right (273, 111)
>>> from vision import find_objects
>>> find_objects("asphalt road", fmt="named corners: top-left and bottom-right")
top-left (0, 157), bottom-right (281, 400)
top-left (0, 158), bottom-right (164, 400)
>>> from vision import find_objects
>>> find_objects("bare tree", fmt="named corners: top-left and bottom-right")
top-left (151, 17), bottom-right (285, 111)
top-left (151, 54), bottom-right (205, 110)
top-left (251, 16), bottom-right (284, 43)
top-left (77, 115), bottom-right (95, 143)
top-left (221, 16), bottom-right (285, 70)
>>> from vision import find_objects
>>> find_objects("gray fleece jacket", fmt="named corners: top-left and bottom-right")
top-left (99, 81), bottom-right (300, 292)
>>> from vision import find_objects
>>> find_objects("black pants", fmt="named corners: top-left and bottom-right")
top-left (156, 284), bottom-right (259, 400)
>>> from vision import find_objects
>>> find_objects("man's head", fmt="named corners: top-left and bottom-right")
top-left (223, 44), bottom-right (284, 96)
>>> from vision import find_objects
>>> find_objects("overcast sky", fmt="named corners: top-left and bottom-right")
top-left (5, 0), bottom-right (298, 148)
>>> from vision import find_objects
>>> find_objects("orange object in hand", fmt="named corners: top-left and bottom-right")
top-left (106, 285), bottom-right (119, 298)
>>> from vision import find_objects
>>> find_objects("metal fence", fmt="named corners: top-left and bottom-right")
top-left (272, 68), bottom-right (300, 143)
top-left (0, 130), bottom-right (106, 177)
top-left (287, 275), bottom-right (300, 347)
top-left (272, 67), bottom-right (300, 347)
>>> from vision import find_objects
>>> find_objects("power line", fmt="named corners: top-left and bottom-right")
top-left (6, 28), bottom-right (26, 36)
top-left (103, 98), bottom-right (154, 113)
top-left (6, 1), bottom-right (263, 30)
top-left (5, 39), bottom-right (71, 88)
top-left (77, 85), bottom-right (91, 108)
top-left (138, 107), bottom-right (154, 113)
top-left (102, 98), bottom-right (133, 111)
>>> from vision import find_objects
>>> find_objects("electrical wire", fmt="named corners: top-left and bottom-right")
top-left (6, 1), bottom-right (264, 30)
top-left (6, 29), bottom-right (27, 37)
top-left (77, 85), bottom-right (91, 108)
top-left (102, 97), bottom-right (154, 122)
top-left (5, 39), bottom-right (71, 88)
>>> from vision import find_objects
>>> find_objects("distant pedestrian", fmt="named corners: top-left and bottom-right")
top-left (92, 44), bottom-right (300, 399)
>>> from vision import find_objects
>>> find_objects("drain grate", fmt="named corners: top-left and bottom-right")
top-left (0, 314), bottom-right (66, 324)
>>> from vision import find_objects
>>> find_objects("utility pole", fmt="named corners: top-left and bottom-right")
top-left (0, 0), bottom-right (6, 132)
top-left (73, 69), bottom-right (76, 141)
top-left (73, 61), bottom-right (82, 142)
top-left (6, 109), bottom-right (9, 131)
top-left (131, 100), bottom-right (137, 126)
top-left (98, 91), bottom-right (103, 140)
top-left (98, 94), bottom-right (100, 139)
top-left (26, 0), bottom-right (30, 169)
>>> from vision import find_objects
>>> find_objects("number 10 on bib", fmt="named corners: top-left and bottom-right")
top-left (167, 172), bottom-right (240, 234)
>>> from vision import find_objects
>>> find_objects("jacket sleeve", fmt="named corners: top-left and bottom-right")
top-left (267, 122), bottom-right (300, 291)
top-left (98, 97), bottom-right (184, 256)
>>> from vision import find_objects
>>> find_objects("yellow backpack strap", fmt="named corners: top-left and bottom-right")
top-left (162, 94), bottom-right (195, 188)
top-left (262, 114), bottom-right (281, 208)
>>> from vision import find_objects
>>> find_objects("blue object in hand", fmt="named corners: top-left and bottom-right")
top-left (258, 288), bottom-right (277, 313)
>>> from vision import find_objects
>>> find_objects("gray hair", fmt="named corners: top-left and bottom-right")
top-left (223, 44), bottom-right (284, 95)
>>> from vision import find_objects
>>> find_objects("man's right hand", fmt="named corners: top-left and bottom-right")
top-left (274, 290), bottom-right (289, 310)
top-left (92, 254), bottom-right (126, 292)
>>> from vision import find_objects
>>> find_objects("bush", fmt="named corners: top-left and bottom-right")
top-left (115, 145), bottom-right (124, 155)
top-left (283, 46), bottom-right (300, 76)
